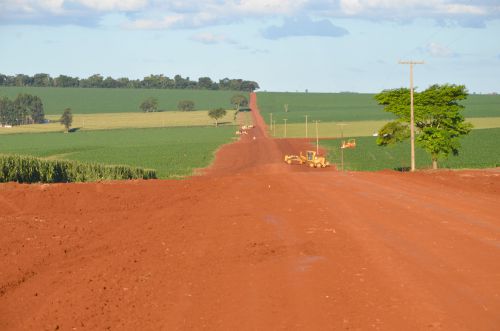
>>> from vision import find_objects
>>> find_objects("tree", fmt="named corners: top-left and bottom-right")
top-left (12, 94), bottom-right (45, 125)
top-left (208, 108), bottom-right (227, 127)
top-left (198, 77), bottom-right (214, 89)
top-left (375, 84), bottom-right (473, 169)
top-left (139, 97), bottom-right (159, 112)
top-left (54, 75), bottom-right (79, 87)
top-left (60, 108), bottom-right (73, 133)
top-left (178, 100), bottom-right (195, 111)
top-left (230, 94), bottom-right (248, 110)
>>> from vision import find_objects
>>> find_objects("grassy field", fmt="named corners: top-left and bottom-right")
top-left (271, 117), bottom-right (500, 138)
top-left (0, 110), bottom-right (237, 134)
top-left (257, 92), bottom-right (500, 124)
top-left (0, 86), bottom-right (244, 115)
top-left (0, 127), bottom-right (236, 178)
top-left (320, 128), bottom-right (500, 171)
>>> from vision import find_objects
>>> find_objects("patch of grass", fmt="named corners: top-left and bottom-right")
top-left (0, 110), bottom-right (237, 135)
top-left (0, 86), bottom-right (243, 115)
top-left (463, 94), bottom-right (500, 118)
top-left (257, 92), bottom-right (500, 125)
top-left (321, 128), bottom-right (500, 171)
top-left (257, 92), bottom-right (388, 123)
top-left (0, 126), bottom-right (236, 178)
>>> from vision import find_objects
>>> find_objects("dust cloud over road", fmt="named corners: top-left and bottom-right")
top-left (1, 93), bottom-right (499, 330)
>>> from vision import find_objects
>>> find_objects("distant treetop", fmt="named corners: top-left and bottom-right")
top-left (0, 73), bottom-right (260, 92)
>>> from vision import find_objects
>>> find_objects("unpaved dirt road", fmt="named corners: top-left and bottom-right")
top-left (1, 93), bottom-right (499, 330)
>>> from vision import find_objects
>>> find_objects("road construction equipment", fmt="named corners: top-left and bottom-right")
top-left (284, 151), bottom-right (329, 168)
top-left (341, 139), bottom-right (356, 149)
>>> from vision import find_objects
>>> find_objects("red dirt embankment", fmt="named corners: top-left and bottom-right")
top-left (1, 93), bottom-right (499, 330)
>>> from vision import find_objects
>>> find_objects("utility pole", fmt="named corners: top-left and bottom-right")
top-left (314, 120), bottom-right (320, 154)
top-left (304, 115), bottom-right (309, 139)
top-left (273, 120), bottom-right (276, 136)
top-left (338, 123), bottom-right (348, 172)
top-left (283, 119), bottom-right (288, 138)
top-left (399, 60), bottom-right (424, 172)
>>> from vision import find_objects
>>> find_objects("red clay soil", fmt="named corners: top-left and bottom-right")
top-left (1, 93), bottom-right (499, 331)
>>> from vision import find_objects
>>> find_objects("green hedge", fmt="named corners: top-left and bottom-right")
top-left (0, 154), bottom-right (157, 183)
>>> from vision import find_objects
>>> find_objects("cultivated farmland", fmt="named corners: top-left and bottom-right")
top-left (257, 91), bottom-right (500, 123)
top-left (0, 126), bottom-right (235, 178)
top-left (0, 111), bottom-right (237, 134)
top-left (322, 128), bottom-right (500, 171)
top-left (0, 86), bottom-right (243, 114)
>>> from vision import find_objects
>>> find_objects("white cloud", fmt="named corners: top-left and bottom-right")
top-left (427, 42), bottom-right (455, 57)
top-left (439, 4), bottom-right (486, 15)
top-left (1, 0), bottom-right (65, 13)
top-left (126, 15), bottom-right (184, 29)
top-left (1, 0), bottom-right (499, 28)
top-left (234, 0), bottom-right (308, 15)
top-left (75, 0), bottom-right (148, 12)
top-left (190, 32), bottom-right (233, 44)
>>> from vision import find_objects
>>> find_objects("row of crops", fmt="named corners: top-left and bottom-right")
top-left (0, 154), bottom-right (157, 183)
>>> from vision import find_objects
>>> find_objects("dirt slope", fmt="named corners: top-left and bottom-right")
top-left (1, 93), bottom-right (499, 330)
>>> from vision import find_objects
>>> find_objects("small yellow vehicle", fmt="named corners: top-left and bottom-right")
top-left (284, 151), bottom-right (329, 168)
top-left (341, 139), bottom-right (356, 149)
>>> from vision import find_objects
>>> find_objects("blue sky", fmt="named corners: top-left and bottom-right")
top-left (1, 0), bottom-right (499, 93)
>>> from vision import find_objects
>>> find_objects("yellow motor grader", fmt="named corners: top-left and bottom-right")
top-left (284, 151), bottom-right (329, 168)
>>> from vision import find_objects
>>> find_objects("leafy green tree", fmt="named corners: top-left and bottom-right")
top-left (375, 84), bottom-right (472, 169)
top-left (33, 73), bottom-right (52, 87)
top-left (13, 94), bottom-right (45, 125)
top-left (178, 100), bottom-right (195, 111)
top-left (198, 77), bottom-right (214, 89)
top-left (139, 97), bottom-right (159, 112)
top-left (60, 108), bottom-right (73, 133)
top-left (230, 94), bottom-right (248, 110)
top-left (208, 108), bottom-right (227, 127)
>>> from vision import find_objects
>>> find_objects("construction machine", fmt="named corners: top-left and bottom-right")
top-left (284, 150), bottom-right (329, 168)
top-left (341, 139), bottom-right (356, 149)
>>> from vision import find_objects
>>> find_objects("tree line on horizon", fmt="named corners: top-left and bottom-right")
top-left (0, 73), bottom-right (260, 92)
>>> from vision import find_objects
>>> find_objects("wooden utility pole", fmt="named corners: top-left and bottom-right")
top-left (399, 60), bottom-right (424, 172)
top-left (314, 120), bottom-right (320, 154)
top-left (273, 120), bottom-right (276, 136)
top-left (304, 115), bottom-right (309, 138)
top-left (338, 123), bottom-right (347, 172)
top-left (283, 119), bottom-right (288, 137)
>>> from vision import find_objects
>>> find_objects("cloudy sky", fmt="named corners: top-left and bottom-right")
top-left (1, 0), bottom-right (499, 93)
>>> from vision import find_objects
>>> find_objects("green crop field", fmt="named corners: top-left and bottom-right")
top-left (0, 127), bottom-right (236, 178)
top-left (257, 92), bottom-right (500, 124)
top-left (271, 117), bottom-right (500, 138)
top-left (0, 110), bottom-right (237, 134)
top-left (320, 128), bottom-right (500, 171)
top-left (0, 86), bottom-right (245, 115)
